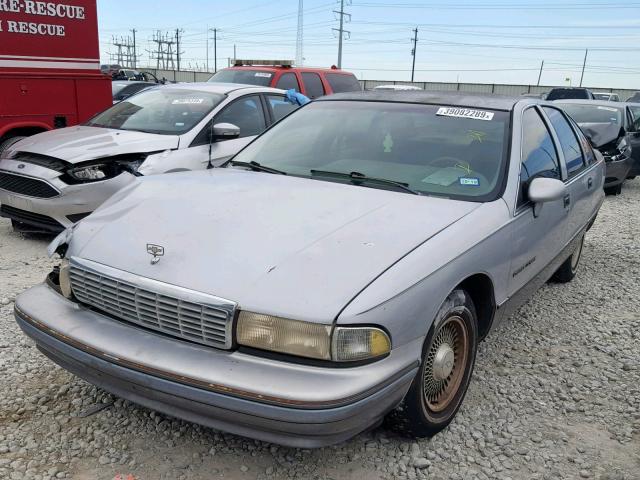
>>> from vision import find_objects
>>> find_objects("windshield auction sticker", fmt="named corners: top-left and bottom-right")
top-left (437, 107), bottom-right (494, 121)
top-left (172, 98), bottom-right (205, 105)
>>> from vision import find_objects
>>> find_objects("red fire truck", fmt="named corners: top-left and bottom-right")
top-left (0, 0), bottom-right (111, 153)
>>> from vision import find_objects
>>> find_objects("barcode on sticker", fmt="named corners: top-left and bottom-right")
top-left (437, 107), bottom-right (494, 121)
top-left (172, 98), bottom-right (204, 105)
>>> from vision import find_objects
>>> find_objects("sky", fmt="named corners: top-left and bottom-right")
top-left (97, 0), bottom-right (640, 89)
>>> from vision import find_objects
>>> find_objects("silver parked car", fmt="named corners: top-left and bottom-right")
top-left (0, 83), bottom-right (299, 232)
top-left (15, 91), bottom-right (604, 448)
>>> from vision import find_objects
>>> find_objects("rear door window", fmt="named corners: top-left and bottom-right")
top-left (629, 106), bottom-right (640, 131)
top-left (275, 73), bottom-right (300, 92)
top-left (266, 95), bottom-right (299, 122)
top-left (301, 72), bottom-right (325, 99)
top-left (543, 107), bottom-right (586, 178)
top-left (325, 73), bottom-right (361, 93)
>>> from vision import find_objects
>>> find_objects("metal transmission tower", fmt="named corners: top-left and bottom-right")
top-left (149, 31), bottom-right (177, 70)
top-left (295, 0), bottom-right (303, 66)
top-left (332, 0), bottom-right (351, 69)
top-left (410, 27), bottom-right (418, 82)
top-left (110, 34), bottom-right (138, 68)
top-left (175, 29), bottom-right (185, 71)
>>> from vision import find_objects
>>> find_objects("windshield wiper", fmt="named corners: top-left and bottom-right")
top-left (230, 160), bottom-right (287, 175)
top-left (309, 170), bottom-right (421, 195)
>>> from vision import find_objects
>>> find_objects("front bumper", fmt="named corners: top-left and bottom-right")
top-left (0, 159), bottom-right (137, 232)
top-left (14, 283), bottom-right (419, 448)
top-left (603, 157), bottom-right (633, 188)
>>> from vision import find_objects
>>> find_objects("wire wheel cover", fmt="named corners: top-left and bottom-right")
top-left (423, 315), bottom-right (469, 413)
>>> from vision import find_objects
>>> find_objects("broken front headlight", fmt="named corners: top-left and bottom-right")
top-left (67, 164), bottom-right (108, 181)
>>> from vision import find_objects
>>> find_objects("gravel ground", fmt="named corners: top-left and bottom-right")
top-left (1, 180), bottom-right (639, 480)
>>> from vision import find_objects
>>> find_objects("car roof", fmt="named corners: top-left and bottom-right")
top-left (549, 87), bottom-right (591, 91)
top-left (316, 90), bottom-right (527, 111)
top-left (153, 82), bottom-right (284, 95)
top-left (555, 99), bottom-right (626, 109)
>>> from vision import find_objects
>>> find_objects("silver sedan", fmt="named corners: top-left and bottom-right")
top-left (0, 83), bottom-right (299, 232)
top-left (15, 91), bottom-right (604, 447)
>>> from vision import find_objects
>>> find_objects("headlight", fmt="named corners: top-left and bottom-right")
top-left (0, 146), bottom-right (16, 160)
top-left (237, 311), bottom-right (391, 362)
top-left (59, 259), bottom-right (73, 299)
top-left (67, 164), bottom-right (108, 181)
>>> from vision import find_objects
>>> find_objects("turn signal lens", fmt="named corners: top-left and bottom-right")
top-left (332, 327), bottom-right (391, 362)
top-left (59, 259), bottom-right (73, 299)
top-left (237, 312), bottom-right (332, 360)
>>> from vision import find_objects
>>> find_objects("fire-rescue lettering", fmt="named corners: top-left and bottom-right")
top-left (0, 1), bottom-right (85, 38)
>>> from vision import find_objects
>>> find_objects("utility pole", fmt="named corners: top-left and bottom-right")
top-left (233, 44), bottom-right (237, 63)
top-left (537, 60), bottom-right (544, 86)
top-left (579, 49), bottom-right (588, 87)
top-left (175, 28), bottom-right (182, 71)
top-left (295, 0), bottom-right (304, 66)
top-left (131, 29), bottom-right (137, 69)
top-left (213, 28), bottom-right (217, 72)
top-left (332, 0), bottom-right (351, 69)
top-left (206, 26), bottom-right (209, 71)
top-left (410, 27), bottom-right (418, 82)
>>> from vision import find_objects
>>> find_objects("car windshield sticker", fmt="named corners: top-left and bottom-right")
top-left (175, 122), bottom-right (185, 127)
top-left (459, 177), bottom-right (480, 186)
top-left (437, 107), bottom-right (494, 121)
top-left (255, 72), bottom-right (272, 78)
top-left (172, 98), bottom-right (205, 105)
top-left (422, 167), bottom-right (463, 186)
top-left (383, 133), bottom-right (394, 153)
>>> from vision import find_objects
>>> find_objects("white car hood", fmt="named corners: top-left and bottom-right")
top-left (13, 126), bottom-right (180, 164)
top-left (69, 169), bottom-right (480, 322)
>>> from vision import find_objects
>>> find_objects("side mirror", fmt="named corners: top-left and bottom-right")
top-left (212, 123), bottom-right (240, 141)
top-left (528, 177), bottom-right (566, 217)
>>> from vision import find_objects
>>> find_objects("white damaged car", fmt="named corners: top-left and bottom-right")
top-left (0, 83), bottom-right (299, 232)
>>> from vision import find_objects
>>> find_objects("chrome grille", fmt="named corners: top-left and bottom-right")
top-left (69, 262), bottom-right (235, 349)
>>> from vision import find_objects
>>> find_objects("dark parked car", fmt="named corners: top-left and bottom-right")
top-left (626, 92), bottom-right (640, 103)
top-left (111, 81), bottom-right (157, 104)
top-left (558, 100), bottom-right (640, 194)
top-left (547, 88), bottom-right (595, 101)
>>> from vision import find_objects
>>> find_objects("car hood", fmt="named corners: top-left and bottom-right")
top-left (69, 169), bottom-right (481, 322)
top-left (577, 122), bottom-right (623, 149)
top-left (13, 126), bottom-right (180, 164)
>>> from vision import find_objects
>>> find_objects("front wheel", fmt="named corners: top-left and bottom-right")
top-left (388, 289), bottom-right (478, 437)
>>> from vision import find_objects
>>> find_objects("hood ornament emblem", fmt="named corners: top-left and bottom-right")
top-left (146, 244), bottom-right (164, 265)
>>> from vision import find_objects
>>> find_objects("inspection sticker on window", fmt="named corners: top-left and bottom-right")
top-left (436, 107), bottom-right (494, 121)
top-left (459, 177), bottom-right (480, 186)
top-left (172, 98), bottom-right (205, 105)
top-left (255, 72), bottom-right (272, 78)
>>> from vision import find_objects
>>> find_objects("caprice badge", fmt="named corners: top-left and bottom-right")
top-left (146, 244), bottom-right (165, 265)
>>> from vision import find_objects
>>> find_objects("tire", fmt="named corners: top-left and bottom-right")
top-left (551, 233), bottom-right (584, 283)
top-left (0, 136), bottom-right (26, 156)
top-left (604, 184), bottom-right (622, 196)
top-left (387, 289), bottom-right (478, 437)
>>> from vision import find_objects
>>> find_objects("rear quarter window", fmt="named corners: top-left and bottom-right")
top-left (325, 73), bottom-right (361, 93)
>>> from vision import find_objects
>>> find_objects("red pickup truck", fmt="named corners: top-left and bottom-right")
top-left (0, 0), bottom-right (111, 154)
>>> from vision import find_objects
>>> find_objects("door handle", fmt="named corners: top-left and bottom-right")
top-left (587, 177), bottom-right (593, 189)
top-left (563, 194), bottom-right (571, 208)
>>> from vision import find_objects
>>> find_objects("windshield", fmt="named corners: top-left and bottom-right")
top-left (230, 101), bottom-right (510, 201)
top-left (208, 69), bottom-right (273, 86)
top-left (547, 89), bottom-right (590, 100)
top-left (561, 104), bottom-right (622, 125)
top-left (593, 93), bottom-right (611, 101)
top-left (87, 89), bottom-right (224, 135)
